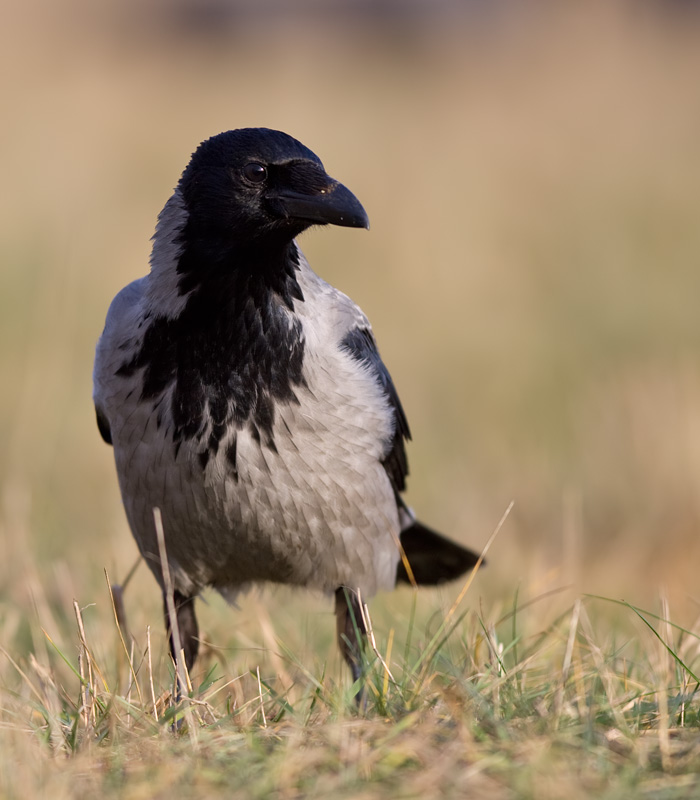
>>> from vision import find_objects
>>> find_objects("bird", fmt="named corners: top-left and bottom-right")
top-left (93, 128), bottom-right (481, 691)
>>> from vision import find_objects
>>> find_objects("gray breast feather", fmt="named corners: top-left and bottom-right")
top-left (93, 249), bottom-right (402, 601)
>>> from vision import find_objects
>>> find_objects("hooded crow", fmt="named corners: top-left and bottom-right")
top-left (93, 128), bottom-right (480, 688)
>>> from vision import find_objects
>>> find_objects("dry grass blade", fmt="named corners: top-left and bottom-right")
top-left (445, 500), bottom-right (514, 622)
top-left (146, 625), bottom-right (158, 722)
top-left (105, 570), bottom-right (143, 706)
top-left (359, 592), bottom-right (395, 685)
top-left (256, 665), bottom-right (267, 728)
top-left (73, 601), bottom-right (97, 731)
top-left (554, 597), bottom-right (582, 722)
top-left (153, 507), bottom-right (197, 742)
top-left (411, 501), bottom-right (514, 680)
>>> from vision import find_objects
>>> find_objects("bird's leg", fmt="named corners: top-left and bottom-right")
top-left (335, 587), bottom-right (367, 703)
top-left (163, 590), bottom-right (199, 696)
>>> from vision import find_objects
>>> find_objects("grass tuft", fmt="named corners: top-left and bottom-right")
top-left (4, 569), bottom-right (700, 797)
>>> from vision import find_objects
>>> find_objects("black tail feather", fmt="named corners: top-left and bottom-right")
top-left (396, 521), bottom-right (482, 586)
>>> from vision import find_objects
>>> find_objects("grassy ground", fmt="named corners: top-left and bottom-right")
top-left (4, 565), bottom-right (700, 799)
top-left (3, 2), bottom-right (700, 796)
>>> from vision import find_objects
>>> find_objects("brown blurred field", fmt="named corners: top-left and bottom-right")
top-left (3, 0), bottom-right (700, 766)
top-left (4, 0), bottom-right (700, 597)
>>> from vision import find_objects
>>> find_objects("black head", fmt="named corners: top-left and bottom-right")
top-left (177, 128), bottom-right (369, 246)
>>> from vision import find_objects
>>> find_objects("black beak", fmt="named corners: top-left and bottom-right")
top-left (273, 178), bottom-right (370, 230)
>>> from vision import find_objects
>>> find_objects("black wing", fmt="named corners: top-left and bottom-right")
top-left (340, 327), bottom-right (411, 493)
top-left (95, 405), bottom-right (113, 445)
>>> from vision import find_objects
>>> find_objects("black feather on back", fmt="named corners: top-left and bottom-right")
top-left (340, 327), bottom-right (411, 493)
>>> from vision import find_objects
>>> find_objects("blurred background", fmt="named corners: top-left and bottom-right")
top-left (2, 0), bottom-right (700, 675)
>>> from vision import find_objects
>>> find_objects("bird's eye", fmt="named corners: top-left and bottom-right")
top-left (243, 162), bottom-right (267, 184)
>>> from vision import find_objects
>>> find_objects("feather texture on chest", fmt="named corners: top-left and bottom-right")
top-left (115, 243), bottom-right (309, 469)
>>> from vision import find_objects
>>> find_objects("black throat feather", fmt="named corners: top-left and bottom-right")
top-left (117, 241), bottom-right (306, 472)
